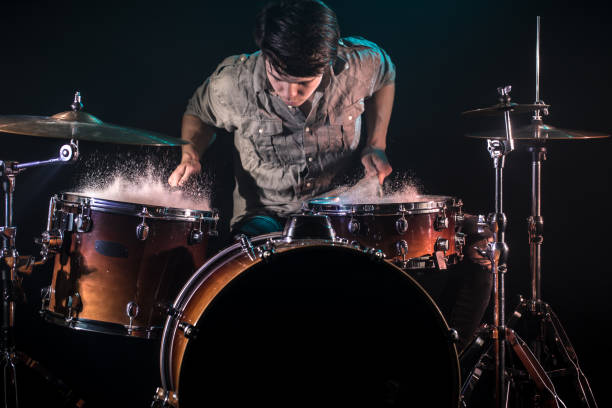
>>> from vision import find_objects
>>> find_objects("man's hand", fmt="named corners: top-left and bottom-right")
top-left (361, 147), bottom-right (392, 185)
top-left (168, 156), bottom-right (202, 187)
top-left (168, 115), bottom-right (216, 187)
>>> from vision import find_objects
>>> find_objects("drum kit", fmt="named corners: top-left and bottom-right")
top-left (0, 16), bottom-right (609, 408)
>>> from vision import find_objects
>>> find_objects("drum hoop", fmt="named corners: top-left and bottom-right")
top-left (160, 239), bottom-right (461, 403)
top-left (58, 192), bottom-right (217, 222)
top-left (159, 232), bottom-right (281, 392)
top-left (306, 195), bottom-right (461, 215)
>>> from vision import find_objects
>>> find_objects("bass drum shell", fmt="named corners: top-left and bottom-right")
top-left (160, 237), bottom-right (460, 407)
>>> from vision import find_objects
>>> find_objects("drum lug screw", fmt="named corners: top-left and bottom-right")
top-left (178, 321), bottom-right (199, 339)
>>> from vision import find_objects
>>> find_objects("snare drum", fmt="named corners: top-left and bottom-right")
top-left (155, 235), bottom-right (460, 407)
top-left (40, 192), bottom-right (218, 338)
top-left (304, 195), bottom-right (465, 270)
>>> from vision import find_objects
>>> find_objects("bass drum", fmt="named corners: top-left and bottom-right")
top-left (158, 235), bottom-right (460, 407)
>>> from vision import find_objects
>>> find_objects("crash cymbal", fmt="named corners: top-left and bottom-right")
top-left (462, 102), bottom-right (550, 117)
top-left (466, 122), bottom-right (610, 140)
top-left (0, 113), bottom-right (187, 146)
top-left (0, 92), bottom-right (187, 146)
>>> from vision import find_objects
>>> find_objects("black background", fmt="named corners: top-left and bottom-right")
top-left (1, 1), bottom-right (610, 407)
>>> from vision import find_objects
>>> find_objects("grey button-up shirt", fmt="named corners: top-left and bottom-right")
top-left (186, 37), bottom-right (395, 226)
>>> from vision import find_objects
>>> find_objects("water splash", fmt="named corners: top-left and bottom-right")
top-left (73, 152), bottom-right (211, 211)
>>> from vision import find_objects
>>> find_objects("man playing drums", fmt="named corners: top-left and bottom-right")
top-left (169, 0), bottom-right (491, 350)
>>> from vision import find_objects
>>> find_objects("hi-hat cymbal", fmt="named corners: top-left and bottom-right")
top-left (462, 102), bottom-right (550, 117)
top-left (466, 122), bottom-right (610, 140)
top-left (0, 110), bottom-right (187, 146)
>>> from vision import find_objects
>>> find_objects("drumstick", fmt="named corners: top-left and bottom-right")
top-left (377, 182), bottom-right (384, 198)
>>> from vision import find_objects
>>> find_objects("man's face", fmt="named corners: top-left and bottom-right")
top-left (265, 60), bottom-right (323, 107)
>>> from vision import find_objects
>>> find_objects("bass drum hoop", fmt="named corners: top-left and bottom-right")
top-left (159, 235), bottom-right (460, 406)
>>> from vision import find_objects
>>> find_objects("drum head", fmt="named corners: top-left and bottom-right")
top-left (178, 244), bottom-right (459, 406)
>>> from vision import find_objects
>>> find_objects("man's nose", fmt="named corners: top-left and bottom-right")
top-left (285, 84), bottom-right (299, 98)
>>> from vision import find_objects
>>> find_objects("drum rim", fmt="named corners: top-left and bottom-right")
top-left (159, 237), bottom-right (460, 405)
top-left (305, 195), bottom-right (462, 215)
top-left (58, 191), bottom-right (217, 222)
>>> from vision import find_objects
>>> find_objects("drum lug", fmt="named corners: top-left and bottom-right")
top-left (455, 232), bottom-right (466, 253)
top-left (136, 221), bottom-right (150, 241)
top-left (454, 212), bottom-right (465, 226)
top-left (136, 207), bottom-right (150, 241)
top-left (447, 328), bottom-right (460, 344)
top-left (366, 247), bottom-right (385, 262)
top-left (126, 301), bottom-right (140, 318)
top-left (65, 292), bottom-right (82, 321)
top-left (395, 216), bottom-right (409, 234)
top-left (208, 209), bottom-right (219, 237)
top-left (189, 219), bottom-right (204, 245)
top-left (348, 217), bottom-right (360, 234)
top-left (396, 240), bottom-right (408, 259)
top-left (435, 237), bottom-right (450, 252)
top-left (75, 201), bottom-right (92, 232)
top-left (434, 214), bottom-right (449, 231)
top-left (178, 321), bottom-right (199, 339)
top-left (152, 387), bottom-right (178, 408)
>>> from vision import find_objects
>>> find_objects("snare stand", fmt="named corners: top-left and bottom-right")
top-left (460, 86), bottom-right (561, 408)
top-left (1, 142), bottom-right (79, 408)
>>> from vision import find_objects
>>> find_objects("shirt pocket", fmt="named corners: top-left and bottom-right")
top-left (245, 119), bottom-right (284, 164)
top-left (330, 99), bottom-right (365, 152)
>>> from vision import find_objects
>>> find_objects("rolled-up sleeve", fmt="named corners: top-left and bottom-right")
top-left (344, 37), bottom-right (396, 97)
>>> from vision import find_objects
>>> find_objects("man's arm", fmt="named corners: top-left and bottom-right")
top-left (168, 114), bottom-right (216, 187)
top-left (361, 83), bottom-right (395, 185)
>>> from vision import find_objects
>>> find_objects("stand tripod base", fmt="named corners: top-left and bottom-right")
top-left (1, 350), bottom-right (85, 408)
top-left (460, 298), bottom-right (599, 408)
top-left (460, 324), bottom-right (561, 408)
top-left (507, 297), bottom-right (598, 408)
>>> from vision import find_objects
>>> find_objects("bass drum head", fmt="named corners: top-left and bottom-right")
top-left (178, 244), bottom-right (459, 407)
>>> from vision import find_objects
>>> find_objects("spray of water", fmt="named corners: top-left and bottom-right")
top-left (318, 172), bottom-right (425, 205)
top-left (72, 151), bottom-right (211, 211)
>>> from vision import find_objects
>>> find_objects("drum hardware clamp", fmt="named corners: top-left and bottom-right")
top-left (177, 321), bottom-right (199, 339)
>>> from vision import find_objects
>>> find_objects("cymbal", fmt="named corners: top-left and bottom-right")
top-left (466, 122), bottom-right (610, 140)
top-left (0, 111), bottom-right (187, 146)
top-left (462, 103), bottom-right (550, 117)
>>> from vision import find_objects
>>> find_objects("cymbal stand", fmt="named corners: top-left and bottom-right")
top-left (460, 86), bottom-right (563, 408)
top-left (1, 142), bottom-right (78, 408)
top-left (505, 16), bottom-right (598, 407)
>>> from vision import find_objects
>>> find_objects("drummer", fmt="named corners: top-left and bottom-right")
top-left (168, 0), bottom-right (491, 350)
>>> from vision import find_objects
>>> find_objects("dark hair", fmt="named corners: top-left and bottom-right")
top-left (254, 0), bottom-right (340, 77)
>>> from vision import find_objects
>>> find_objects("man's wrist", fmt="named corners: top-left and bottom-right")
top-left (361, 145), bottom-right (386, 157)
